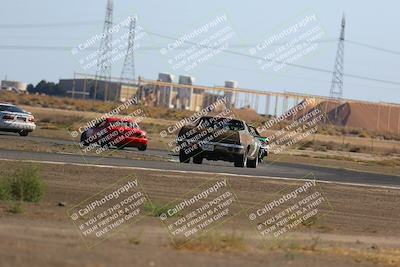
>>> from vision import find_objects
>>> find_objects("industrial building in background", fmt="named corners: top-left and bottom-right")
top-left (61, 73), bottom-right (138, 102)
top-left (137, 73), bottom-right (238, 112)
top-left (1, 79), bottom-right (27, 93)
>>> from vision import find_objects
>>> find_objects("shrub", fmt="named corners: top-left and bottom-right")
top-left (313, 144), bottom-right (327, 152)
top-left (144, 201), bottom-right (177, 218)
top-left (302, 216), bottom-right (318, 227)
top-left (8, 202), bottom-right (24, 214)
top-left (298, 141), bottom-right (313, 150)
top-left (0, 181), bottom-right (11, 200)
top-left (174, 231), bottom-right (245, 251)
top-left (1, 165), bottom-right (45, 202)
top-left (349, 128), bottom-right (362, 135)
top-left (340, 127), bottom-right (349, 135)
top-left (325, 141), bottom-right (336, 150)
top-left (358, 130), bottom-right (370, 138)
top-left (326, 127), bottom-right (337, 136)
top-left (349, 146), bottom-right (361, 153)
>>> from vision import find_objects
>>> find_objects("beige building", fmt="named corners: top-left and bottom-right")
top-left (119, 84), bottom-right (139, 102)
top-left (137, 73), bottom-right (237, 111)
top-left (59, 78), bottom-right (138, 102)
top-left (1, 80), bottom-right (27, 93)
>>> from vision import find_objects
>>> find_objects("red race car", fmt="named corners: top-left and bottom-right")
top-left (80, 117), bottom-right (148, 151)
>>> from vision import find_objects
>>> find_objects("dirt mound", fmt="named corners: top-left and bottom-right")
top-left (329, 102), bottom-right (400, 134)
top-left (290, 99), bottom-right (400, 134)
top-left (232, 108), bottom-right (263, 123)
top-left (286, 98), bottom-right (326, 120)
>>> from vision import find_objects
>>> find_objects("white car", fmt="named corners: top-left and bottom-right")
top-left (0, 103), bottom-right (36, 136)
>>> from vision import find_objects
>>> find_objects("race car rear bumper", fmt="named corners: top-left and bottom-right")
top-left (114, 137), bottom-right (148, 147)
top-left (0, 121), bottom-right (36, 132)
top-left (182, 142), bottom-right (245, 162)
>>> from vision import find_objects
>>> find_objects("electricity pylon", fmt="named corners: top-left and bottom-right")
top-left (94, 0), bottom-right (113, 101)
top-left (329, 14), bottom-right (345, 99)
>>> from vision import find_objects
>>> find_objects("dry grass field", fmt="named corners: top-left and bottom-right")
top-left (0, 161), bottom-right (399, 267)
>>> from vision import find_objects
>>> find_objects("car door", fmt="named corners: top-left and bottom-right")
top-left (90, 120), bottom-right (109, 142)
top-left (246, 124), bottom-right (260, 158)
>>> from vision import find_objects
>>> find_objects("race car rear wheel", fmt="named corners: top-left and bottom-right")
top-left (179, 150), bottom-right (190, 163)
top-left (247, 155), bottom-right (258, 168)
top-left (80, 131), bottom-right (89, 146)
top-left (138, 145), bottom-right (147, 151)
top-left (193, 155), bottom-right (203, 164)
top-left (98, 140), bottom-right (109, 149)
top-left (234, 152), bottom-right (247, 167)
top-left (19, 130), bottom-right (29, 137)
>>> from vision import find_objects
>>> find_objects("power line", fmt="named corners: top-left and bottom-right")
top-left (0, 45), bottom-right (75, 51)
top-left (2, 37), bottom-right (400, 87)
top-left (0, 40), bottom-right (336, 51)
top-left (1, 26), bottom-right (400, 87)
top-left (144, 30), bottom-right (400, 86)
top-left (346, 39), bottom-right (400, 56)
top-left (0, 21), bottom-right (101, 29)
top-left (1, 20), bottom-right (400, 55)
top-left (208, 62), bottom-right (399, 91)
top-left (0, 41), bottom-right (395, 91)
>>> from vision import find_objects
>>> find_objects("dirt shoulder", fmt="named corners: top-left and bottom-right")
top-left (0, 161), bottom-right (399, 267)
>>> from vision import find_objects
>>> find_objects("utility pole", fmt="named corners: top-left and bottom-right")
top-left (329, 14), bottom-right (345, 100)
top-left (121, 16), bottom-right (137, 82)
top-left (120, 16), bottom-right (137, 101)
top-left (95, 0), bottom-right (113, 101)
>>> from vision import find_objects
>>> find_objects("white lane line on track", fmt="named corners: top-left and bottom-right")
top-left (1, 158), bottom-right (399, 190)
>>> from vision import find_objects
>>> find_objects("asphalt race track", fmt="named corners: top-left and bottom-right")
top-left (0, 145), bottom-right (399, 188)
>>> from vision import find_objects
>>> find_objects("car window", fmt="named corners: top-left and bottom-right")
top-left (198, 117), bottom-right (245, 131)
top-left (93, 120), bottom-right (105, 128)
top-left (110, 121), bottom-right (139, 129)
top-left (130, 122), bottom-right (139, 128)
top-left (197, 117), bottom-right (212, 128)
top-left (248, 125), bottom-right (256, 135)
top-left (0, 105), bottom-right (25, 113)
top-left (248, 125), bottom-right (260, 137)
top-left (98, 121), bottom-right (108, 128)
top-left (223, 119), bottom-right (245, 131)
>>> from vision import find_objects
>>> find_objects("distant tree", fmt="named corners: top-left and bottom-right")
top-left (27, 84), bottom-right (35, 94)
top-left (31, 80), bottom-right (65, 96)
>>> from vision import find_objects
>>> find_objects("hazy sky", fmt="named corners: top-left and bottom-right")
top-left (0, 0), bottom-right (399, 103)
